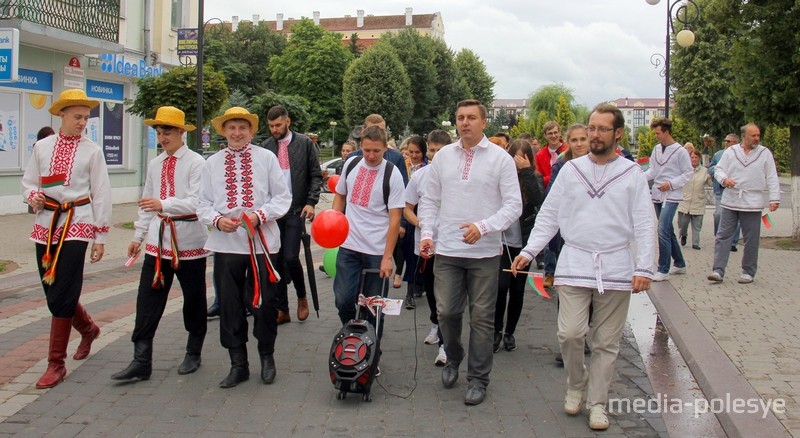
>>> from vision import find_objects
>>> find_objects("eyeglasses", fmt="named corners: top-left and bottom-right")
top-left (586, 126), bottom-right (615, 134)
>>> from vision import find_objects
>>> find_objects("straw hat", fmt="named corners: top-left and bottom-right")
top-left (49, 89), bottom-right (100, 115)
top-left (144, 106), bottom-right (196, 131)
top-left (211, 107), bottom-right (259, 136)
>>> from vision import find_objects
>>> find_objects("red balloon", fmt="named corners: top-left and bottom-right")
top-left (327, 175), bottom-right (340, 193)
top-left (311, 210), bottom-right (350, 248)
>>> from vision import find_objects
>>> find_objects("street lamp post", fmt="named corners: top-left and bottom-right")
top-left (501, 125), bottom-right (509, 132)
top-left (330, 121), bottom-right (337, 154)
top-left (646, 0), bottom-right (698, 119)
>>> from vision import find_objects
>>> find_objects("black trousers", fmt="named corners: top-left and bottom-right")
top-left (275, 213), bottom-right (306, 313)
top-left (131, 255), bottom-right (208, 344)
top-left (214, 252), bottom-right (278, 353)
top-left (495, 246), bottom-right (526, 335)
top-left (36, 241), bottom-right (87, 318)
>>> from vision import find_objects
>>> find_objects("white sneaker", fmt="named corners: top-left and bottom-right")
top-left (738, 273), bottom-right (753, 284)
top-left (707, 271), bottom-right (723, 282)
top-left (424, 324), bottom-right (439, 345)
top-left (435, 345), bottom-right (447, 366)
top-left (564, 388), bottom-right (584, 415)
top-left (589, 405), bottom-right (609, 430)
top-left (652, 272), bottom-right (670, 282)
top-left (669, 266), bottom-right (686, 275)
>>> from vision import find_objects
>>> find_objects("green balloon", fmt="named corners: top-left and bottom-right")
top-left (323, 247), bottom-right (339, 278)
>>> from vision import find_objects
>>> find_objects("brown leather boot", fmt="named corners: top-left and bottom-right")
top-left (36, 317), bottom-right (72, 389)
top-left (297, 297), bottom-right (309, 321)
top-left (71, 303), bottom-right (100, 360)
top-left (276, 310), bottom-right (291, 325)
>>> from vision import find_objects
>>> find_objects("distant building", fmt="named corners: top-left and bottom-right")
top-left (220, 8), bottom-right (444, 49)
top-left (489, 99), bottom-right (528, 123)
top-left (609, 97), bottom-right (673, 145)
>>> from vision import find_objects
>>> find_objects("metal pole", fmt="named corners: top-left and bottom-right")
top-left (664, 1), bottom-right (670, 119)
top-left (196, 0), bottom-right (204, 150)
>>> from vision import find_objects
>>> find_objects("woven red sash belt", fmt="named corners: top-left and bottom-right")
top-left (41, 195), bottom-right (91, 285)
top-left (151, 213), bottom-right (198, 289)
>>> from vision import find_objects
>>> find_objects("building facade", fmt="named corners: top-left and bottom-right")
top-left (488, 99), bottom-right (527, 124)
top-left (610, 97), bottom-right (671, 147)
top-left (0, 0), bottom-right (198, 215)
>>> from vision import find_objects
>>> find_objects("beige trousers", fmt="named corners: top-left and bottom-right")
top-left (557, 285), bottom-right (631, 408)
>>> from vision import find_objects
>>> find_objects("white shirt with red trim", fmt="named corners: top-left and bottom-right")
top-left (198, 144), bottom-right (291, 255)
top-left (133, 145), bottom-right (209, 260)
top-left (22, 132), bottom-right (112, 245)
top-left (418, 136), bottom-right (522, 259)
top-left (335, 157), bottom-right (405, 256)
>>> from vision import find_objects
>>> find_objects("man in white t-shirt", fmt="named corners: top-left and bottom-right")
top-left (332, 125), bottom-right (405, 329)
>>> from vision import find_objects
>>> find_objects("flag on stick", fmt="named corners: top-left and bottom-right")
top-left (636, 157), bottom-right (650, 171)
top-left (762, 213), bottom-right (774, 229)
top-left (40, 174), bottom-right (66, 188)
top-left (527, 273), bottom-right (551, 299)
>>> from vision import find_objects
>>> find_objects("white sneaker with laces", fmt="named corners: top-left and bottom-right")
top-left (652, 272), bottom-right (670, 282)
top-left (707, 271), bottom-right (723, 282)
top-left (564, 388), bottom-right (584, 415)
top-left (435, 345), bottom-right (447, 366)
top-left (669, 266), bottom-right (686, 275)
top-left (424, 324), bottom-right (439, 345)
top-left (589, 405), bottom-right (609, 430)
top-left (738, 273), bottom-right (753, 284)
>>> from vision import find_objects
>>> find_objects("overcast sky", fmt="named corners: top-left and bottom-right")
top-left (203, 0), bottom-right (671, 107)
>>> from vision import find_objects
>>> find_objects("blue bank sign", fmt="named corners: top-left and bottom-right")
top-left (0, 28), bottom-right (20, 82)
top-left (100, 53), bottom-right (163, 78)
top-left (86, 79), bottom-right (124, 101)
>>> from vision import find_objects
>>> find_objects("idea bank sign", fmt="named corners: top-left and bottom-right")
top-left (99, 54), bottom-right (163, 78)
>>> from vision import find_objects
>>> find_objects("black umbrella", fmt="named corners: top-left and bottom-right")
top-left (301, 223), bottom-right (320, 318)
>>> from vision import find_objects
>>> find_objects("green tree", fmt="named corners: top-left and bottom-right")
top-left (670, 117), bottom-right (701, 147)
top-left (527, 83), bottom-right (575, 121)
top-left (670, 0), bottom-right (744, 152)
top-left (722, 0), bottom-right (800, 237)
top-left (637, 126), bottom-right (658, 159)
top-left (762, 125), bottom-right (791, 174)
top-left (342, 44), bottom-right (413, 135)
top-left (454, 49), bottom-right (495, 106)
top-left (620, 126), bottom-right (631, 150)
top-left (126, 65), bottom-right (228, 132)
top-left (535, 110), bottom-right (549, 141)
top-left (556, 95), bottom-right (575, 133)
top-left (381, 29), bottom-right (439, 134)
top-left (269, 19), bottom-right (354, 132)
top-left (573, 104), bottom-right (590, 124)
top-left (348, 33), bottom-right (364, 57)
top-left (509, 114), bottom-right (536, 139)
top-left (428, 38), bottom-right (460, 130)
top-left (204, 22), bottom-right (286, 96)
top-left (249, 91), bottom-right (312, 142)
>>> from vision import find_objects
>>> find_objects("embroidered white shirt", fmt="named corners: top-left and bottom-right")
top-left (715, 144), bottom-right (780, 212)
top-left (644, 142), bottom-right (693, 203)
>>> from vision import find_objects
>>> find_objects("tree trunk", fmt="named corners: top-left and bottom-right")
top-left (791, 126), bottom-right (800, 239)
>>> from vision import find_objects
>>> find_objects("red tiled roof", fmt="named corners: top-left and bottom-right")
top-left (611, 97), bottom-right (672, 108)
top-left (264, 13), bottom-right (437, 34)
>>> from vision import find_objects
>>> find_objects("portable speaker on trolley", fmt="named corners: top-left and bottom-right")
top-left (328, 268), bottom-right (389, 402)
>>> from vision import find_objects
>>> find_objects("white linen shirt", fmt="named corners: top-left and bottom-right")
top-left (714, 144), bottom-right (780, 212)
top-left (22, 133), bottom-right (112, 244)
top-left (335, 156), bottom-right (405, 256)
top-left (133, 145), bottom-right (209, 260)
top-left (519, 155), bottom-right (656, 292)
top-left (644, 142), bottom-right (693, 203)
top-left (418, 136), bottom-right (522, 258)
top-left (198, 144), bottom-right (291, 254)
top-left (405, 165), bottom-right (435, 256)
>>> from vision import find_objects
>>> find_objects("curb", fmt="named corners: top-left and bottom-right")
top-left (648, 281), bottom-right (790, 437)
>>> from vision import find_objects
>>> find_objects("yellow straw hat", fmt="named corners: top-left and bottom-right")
top-left (211, 107), bottom-right (259, 136)
top-left (49, 88), bottom-right (100, 115)
top-left (144, 106), bottom-right (196, 131)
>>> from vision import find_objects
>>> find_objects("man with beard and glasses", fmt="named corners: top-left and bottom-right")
top-left (511, 103), bottom-right (655, 431)
top-left (260, 105), bottom-right (322, 325)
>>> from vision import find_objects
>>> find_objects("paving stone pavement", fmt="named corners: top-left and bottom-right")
top-left (0, 204), bottom-right (666, 436)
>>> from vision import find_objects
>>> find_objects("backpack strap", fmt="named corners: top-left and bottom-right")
top-left (343, 156), bottom-right (363, 182)
top-left (383, 161), bottom-right (395, 209)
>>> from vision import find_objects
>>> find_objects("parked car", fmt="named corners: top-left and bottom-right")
top-left (320, 157), bottom-right (343, 192)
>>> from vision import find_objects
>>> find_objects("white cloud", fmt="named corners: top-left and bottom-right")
top-left (202, 0), bottom-right (672, 106)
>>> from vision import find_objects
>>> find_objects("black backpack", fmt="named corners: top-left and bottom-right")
top-left (342, 157), bottom-right (395, 209)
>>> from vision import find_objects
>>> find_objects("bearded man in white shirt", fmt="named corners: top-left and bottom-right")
top-left (418, 99), bottom-right (522, 406)
top-left (511, 103), bottom-right (655, 430)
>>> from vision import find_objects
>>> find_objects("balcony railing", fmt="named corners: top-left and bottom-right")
top-left (0, 0), bottom-right (120, 43)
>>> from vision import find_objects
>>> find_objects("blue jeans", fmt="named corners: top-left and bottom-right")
top-left (332, 247), bottom-right (384, 328)
top-left (654, 202), bottom-right (685, 274)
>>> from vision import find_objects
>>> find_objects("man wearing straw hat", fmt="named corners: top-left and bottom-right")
top-left (21, 88), bottom-right (111, 389)
top-left (111, 106), bottom-right (210, 381)
top-left (198, 107), bottom-right (291, 388)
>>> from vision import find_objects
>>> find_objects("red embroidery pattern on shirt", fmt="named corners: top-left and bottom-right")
top-left (93, 225), bottom-right (110, 234)
top-left (277, 139), bottom-right (290, 170)
top-left (257, 210), bottom-right (268, 224)
top-left (240, 149), bottom-right (254, 209)
top-left (160, 156), bottom-right (177, 199)
top-left (224, 150), bottom-right (239, 209)
top-left (224, 146), bottom-right (254, 209)
top-left (145, 243), bottom-right (209, 259)
top-left (49, 134), bottom-right (80, 186)
top-left (31, 223), bottom-right (95, 242)
top-left (462, 149), bottom-right (475, 180)
top-left (350, 167), bottom-right (378, 208)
